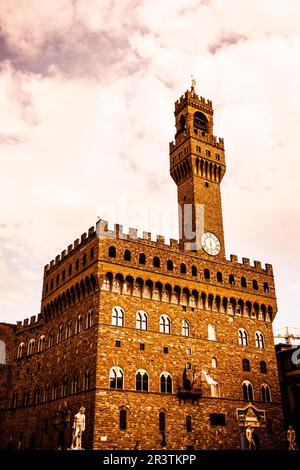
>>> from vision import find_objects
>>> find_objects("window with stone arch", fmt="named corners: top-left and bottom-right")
top-left (211, 357), bottom-right (217, 369)
top-left (160, 372), bottom-right (172, 393)
top-left (211, 382), bottom-right (220, 398)
top-left (0, 340), bottom-right (6, 364)
top-left (238, 328), bottom-right (248, 346)
top-left (193, 111), bottom-right (208, 132)
top-left (260, 361), bottom-right (268, 374)
top-left (17, 342), bottom-right (25, 358)
top-left (136, 310), bottom-right (148, 330)
top-left (261, 383), bottom-right (271, 403)
top-left (112, 306), bottom-right (125, 327)
top-left (255, 331), bottom-right (265, 349)
top-left (135, 369), bottom-right (149, 392)
top-left (38, 335), bottom-right (46, 352)
top-left (181, 319), bottom-right (190, 337)
top-left (208, 324), bottom-right (216, 341)
top-left (86, 308), bottom-right (94, 328)
top-left (242, 380), bottom-right (254, 401)
top-left (109, 366), bottom-right (124, 390)
top-left (76, 314), bottom-right (82, 334)
top-left (242, 358), bottom-right (251, 372)
top-left (27, 339), bottom-right (35, 355)
top-left (160, 314), bottom-right (171, 334)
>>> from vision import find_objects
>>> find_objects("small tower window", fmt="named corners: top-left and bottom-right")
top-left (153, 256), bottom-right (160, 267)
top-left (68, 264), bottom-right (72, 276)
top-left (242, 359), bottom-right (251, 372)
top-left (193, 112), bottom-right (208, 132)
top-left (167, 260), bottom-right (173, 271)
top-left (264, 282), bottom-right (270, 293)
top-left (191, 265), bottom-right (197, 277)
top-left (260, 361), bottom-right (268, 374)
top-left (241, 277), bottom-right (247, 288)
top-left (124, 250), bottom-right (131, 261)
top-left (217, 272), bottom-right (223, 282)
top-left (119, 409), bottom-right (127, 430)
top-left (204, 269), bottom-right (210, 280)
top-left (253, 280), bottom-right (259, 290)
top-left (82, 253), bottom-right (87, 266)
top-left (180, 263), bottom-right (186, 274)
top-left (108, 246), bottom-right (116, 258)
top-left (139, 253), bottom-right (146, 265)
top-left (229, 274), bottom-right (235, 285)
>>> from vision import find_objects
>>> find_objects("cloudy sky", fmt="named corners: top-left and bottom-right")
top-left (0, 0), bottom-right (299, 337)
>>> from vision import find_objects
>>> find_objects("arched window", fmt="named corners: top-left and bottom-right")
top-left (13, 391), bottom-right (18, 409)
top-left (139, 253), bottom-right (146, 265)
top-left (66, 321), bottom-right (72, 339)
top-left (260, 361), bottom-right (268, 374)
top-left (241, 277), bottom-right (247, 288)
top-left (238, 328), bottom-right (248, 346)
top-left (153, 256), bottom-right (160, 268)
top-left (136, 369), bottom-right (149, 391)
top-left (112, 306), bottom-right (125, 327)
top-left (159, 411), bottom-right (166, 432)
top-left (76, 315), bottom-right (82, 334)
top-left (108, 246), bottom-right (116, 258)
top-left (124, 249), bottom-right (131, 261)
top-left (186, 416), bottom-right (192, 432)
top-left (264, 282), bottom-right (270, 293)
top-left (87, 308), bottom-right (94, 328)
top-left (208, 324), bottom-right (216, 341)
top-left (75, 259), bottom-right (79, 270)
top-left (217, 272), bottom-right (223, 282)
top-left (204, 269), bottom-right (210, 280)
top-left (0, 340), bottom-right (6, 364)
top-left (180, 263), bottom-right (186, 274)
top-left (109, 366), bottom-right (124, 389)
top-left (181, 320), bottom-right (190, 337)
top-left (82, 253), bottom-right (87, 266)
top-left (229, 274), bottom-right (235, 285)
top-left (58, 324), bottom-right (63, 342)
top-left (44, 383), bottom-right (50, 402)
top-left (33, 388), bottom-right (40, 405)
top-left (253, 280), bottom-right (258, 290)
top-left (136, 311), bottom-right (148, 330)
top-left (71, 374), bottom-right (79, 394)
top-left (242, 359), bottom-right (251, 372)
top-left (52, 383), bottom-right (59, 400)
top-left (211, 382), bottom-right (220, 398)
top-left (193, 111), bottom-right (208, 132)
top-left (160, 315), bottom-right (171, 334)
top-left (255, 331), bottom-right (265, 349)
top-left (90, 247), bottom-right (95, 260)
top-left (27, 339), bottom-right (35, 355)
top-left (68, 264), bottom-right (72, 276)
top-left (84, 370), bottom-right (91, 391)
top-left (17, 342), bottom-right (25, 358)
top-left (167, 260), bottom-right (173, 271)
top-left (119, 409), bottom-right (127, 430)
top-left (261, 384), bottom-right (271, 403)
top-left (23, 391), bottom-right (29, 407)
top-left (211, 357), bottom-right (217, 369)
top-left (191, 265), bottom-right (197, 277)
top-left (242, 380), bottom-right (254, 401)
top-left (38, 336), bottom-right (46, 352)
top-left (160, 372), bottom-right (172, 393)
top-left (62, 377), bottom-right (68, 397)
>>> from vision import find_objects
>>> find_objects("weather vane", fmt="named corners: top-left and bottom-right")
top-left (191, 74), bottom-right (197, 91)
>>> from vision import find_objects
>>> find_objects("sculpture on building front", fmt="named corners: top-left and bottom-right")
top-left (287, 425), bottom-right (298, 450)
top-left (71, 407), bottom-right (86, 450)
top-left (245, 426), bottom-right (256, 450)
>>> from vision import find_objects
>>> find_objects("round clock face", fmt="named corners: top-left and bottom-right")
top-left (201, 232), bottom-right (221, 256)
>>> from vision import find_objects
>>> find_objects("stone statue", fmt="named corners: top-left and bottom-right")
top-left (245, 426), bottom-right (256, 450)
top-left (287, 425), bottom-right (298, 450)
top-left (71, 407), bottom-right (86, 450)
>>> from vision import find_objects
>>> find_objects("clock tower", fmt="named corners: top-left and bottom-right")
top-left (169, 82), bottom-right (226, 258)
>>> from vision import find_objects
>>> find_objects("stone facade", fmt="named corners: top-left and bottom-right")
top-left (0, 86), bottom-right (285, 450)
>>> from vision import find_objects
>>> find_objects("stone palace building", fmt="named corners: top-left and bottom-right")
top-left (0, 84), bottom-right (285, 450)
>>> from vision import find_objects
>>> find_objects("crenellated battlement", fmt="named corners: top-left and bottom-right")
top-left (16, 313), bottom-right (42, 331)
top-left (175, 90), bottom-right (213, 115)
top-left (170, 132), bottom-right (224, 152)
top-left (44, 226), bottom-right (96, 274)
top-left (96, 219), bottom-right (273, 275)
